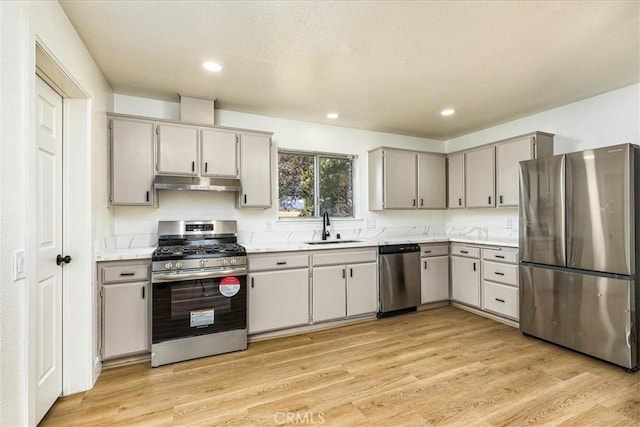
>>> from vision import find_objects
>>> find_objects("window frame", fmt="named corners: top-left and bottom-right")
top-left (277, 149), bottom-right (356, 220)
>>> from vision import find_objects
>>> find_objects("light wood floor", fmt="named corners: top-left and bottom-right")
top-left (42, 306), bottom-right (639, 426)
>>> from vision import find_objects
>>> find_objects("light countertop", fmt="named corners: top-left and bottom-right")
top-left (96, 236), bottom-right (518, 262)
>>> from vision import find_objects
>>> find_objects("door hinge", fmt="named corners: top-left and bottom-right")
top-left (108, 120), bottom-right (113, 130)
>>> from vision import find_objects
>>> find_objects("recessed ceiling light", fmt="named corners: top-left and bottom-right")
top-left (326, 112), bottom-right (339, 119)
top-left (203, 62), bottom-right (222, 72)
top-left (440, 108), bottom-right (455, 116)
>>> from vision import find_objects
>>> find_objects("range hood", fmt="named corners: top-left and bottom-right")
top-left (154, 175), bottom-right (241, 192)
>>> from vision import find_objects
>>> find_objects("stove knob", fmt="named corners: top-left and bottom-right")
top-left (221, 259), bottom-right (229, 266)
top-left (164, 262), bottom-right (173, 270)
top-left (230, 258), bottom-right (237, 265)
top-left (199, 260), bottom-right (206, 267)
top-left (175, 262), bottom-right (184, 269)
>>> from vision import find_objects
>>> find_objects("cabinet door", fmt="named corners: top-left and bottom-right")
top-left (496, 137), bottom-right (533, 207)
top-left (346, 262), bottom-right (378, 317)
top-left (201, 129), bottom-right (239, 178)
top-left (248, 269), bottom-right (309, 333)
top-left (156, 124), bottom-right (199, 176)
top-left (421, 256), bottom-right (450, 303)
top-left (102, 281), bottom-right (149, 359)
top-left (450, 256), bottom-right (480, 307)
top-left (447, 153), bottom-right (465, 208)
top-left (384, 149), bottom-right (417, 209)
top-left (417, 153), bottom-right (446, 209)
top-left (465, 146), bottom-right (495, 208)
top-left (313, 265), bottom-right (347, 322)
top-left (109, 118), bottom-right (155, 205)
top-left (239, 133), bottom-right (272, 208)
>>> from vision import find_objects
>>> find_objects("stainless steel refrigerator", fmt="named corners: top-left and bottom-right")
top-left (519, 143), bottom-right (639, 370)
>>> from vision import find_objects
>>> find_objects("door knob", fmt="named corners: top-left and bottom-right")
top-left (56, 254), bottom-right (72, 265)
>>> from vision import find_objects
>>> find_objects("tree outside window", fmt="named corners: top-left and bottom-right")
top-left (278, 151), bottom-right (354, 218)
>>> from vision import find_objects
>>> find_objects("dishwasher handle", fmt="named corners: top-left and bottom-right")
top-left (378, 244), bottom-right (421, 255)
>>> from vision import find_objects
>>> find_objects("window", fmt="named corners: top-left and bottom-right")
top-left (278, 151), bottom-right (354, 218)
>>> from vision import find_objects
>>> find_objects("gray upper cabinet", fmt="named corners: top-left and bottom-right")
top-left (201, 128), bottom-right (239, 178)
top-left (109, 116), bottom-right (155, 206)
top-left (368, 147), bottom-right (445, 210)
top-left (156, 123), bottom-right (199, 176)
top-left (384, 149), bottom-right (417, 209)
top-left (447, 153), bottom-right (465, 209)
top-left (465, 146), bottom-right (496, 208)
top-left (238, 132), bottom-right (272, 208)
top-left (496, 132), bottom-right (554, 207)
top-left (417, 153), bottom-right (446, 209)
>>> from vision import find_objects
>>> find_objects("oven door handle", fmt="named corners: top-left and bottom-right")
top-left (152, 268), bottom-right (247, 283)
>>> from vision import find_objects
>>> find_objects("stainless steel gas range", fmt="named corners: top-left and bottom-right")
top-left (150, 220), bottom-right (247, 367)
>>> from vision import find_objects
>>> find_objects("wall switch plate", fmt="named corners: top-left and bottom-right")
top-left (13, 250), bottom-right (26, 281)
top-left (505, 218), bottom-right (513, 229)
top-left (264, 221), bottom-right (273, 232)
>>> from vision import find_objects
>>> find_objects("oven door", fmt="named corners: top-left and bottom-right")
top-left (152, 268), bottom-right (247, 344)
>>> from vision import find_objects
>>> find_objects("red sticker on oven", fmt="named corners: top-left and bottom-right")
top-left (219, 276), bottom-right (241, 297)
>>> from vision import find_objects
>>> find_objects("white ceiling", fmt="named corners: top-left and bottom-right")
top-left (59, 1), bottom-right (639, 140)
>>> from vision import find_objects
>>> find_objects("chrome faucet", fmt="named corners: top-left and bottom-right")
top-left (322, 212), bottom-right (331, 240)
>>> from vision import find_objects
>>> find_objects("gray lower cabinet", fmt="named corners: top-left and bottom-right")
top-left (311, 248), bottom-right (378, 323)
top-left (99, 260), bottom-right (150, 360)
top-left (248, 253), bottom-right (310, 334)
top-left (450, 245), bottom-right (481, 308)
top-left (419, 243), bottom-right (450, 304)
top-left (481, 247), bottom-right (519, 320)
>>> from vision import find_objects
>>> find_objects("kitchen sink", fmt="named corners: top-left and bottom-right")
top-left (306, 240), bottom-right (361, 245)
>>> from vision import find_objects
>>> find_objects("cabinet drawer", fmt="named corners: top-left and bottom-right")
top-left (312, 248), bottom-right (377, 266)
top-left (101, 263), bottom-right (150, 284)
top-left (450, 245), bottom-right (479, 258)
top-left (483, 261), bottom-right (518, 286)
top-left (482, 281), bottom-right (519, 319)
top-left (482, 248), bottom-right (518, 264)
top-left (249, 253), bottom-right (309, 271)
top-left (419, 243), bottom-right (449, 257)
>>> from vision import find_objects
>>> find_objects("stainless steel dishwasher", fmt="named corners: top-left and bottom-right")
top-left (378, 244), bottom-right (421, 317)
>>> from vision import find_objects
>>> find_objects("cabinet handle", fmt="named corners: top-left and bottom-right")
top-left (205, 162), bottom-right (208, 173)
top-left (458, 198), bottom-right (462, 206)
top-left (191, 161), bottom-right (195, 172)
top-left (424, 260), bottom-right (427, 269)
top-left (488, 196), bottom-right (492, 205)
top-left (420, 198), bottom-right (424, 207)
top-left (423, 250), bottom-right (431, 254)
top-left (244, 194), bottom-right (247, 204)
top-left (120, 272), bottom-right (135, 276)
top-left (251, 277), bottom-right (254, 288)
top-left (473, 262), bottom-right (476, 271)
top-left (495, 298), bottom-right (505, 303)
top-left (495, 255), bottom-right (505, 259)
top-left (350, 268), bottom-right (353, 278)
top-left (412, 199), bottom-right (416, 207)
top-left (460, 250), bottom-right (469, 254)
top-left (342, 269), bottom-right (346, 279)
top-left (495, 272), bottom-right (505, 276)
top-left (499, 195), bottom-right (503, 204)
top-left (145, 191), bottom-right (149, 202)
top-left (276, 261), bottom-right (287, 265)
top-left (141, 286), bottom-right (145, 299)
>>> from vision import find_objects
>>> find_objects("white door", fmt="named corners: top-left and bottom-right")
top-left (417, 153), bottom-right (446, 209)
top-left (383, 149), bottom-right (417, 209)
top-left (346, 262), bottom-right (378, 316)
top-left (312, 265), bottom-right (346, 322)
top-left (201, 128), bottom-right (238, 177)
top-left (35, 77), bottom-right (63, 422)
top-left (421, 255), bottom-right (450, 303)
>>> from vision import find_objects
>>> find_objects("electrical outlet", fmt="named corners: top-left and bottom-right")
top-left (264, 221), bottom-right (273, 232)
top-left (505, 218), bottom-right (513, 229)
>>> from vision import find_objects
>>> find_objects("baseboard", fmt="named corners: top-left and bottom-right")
top-left (450, 302), bottom-right (519, 328)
